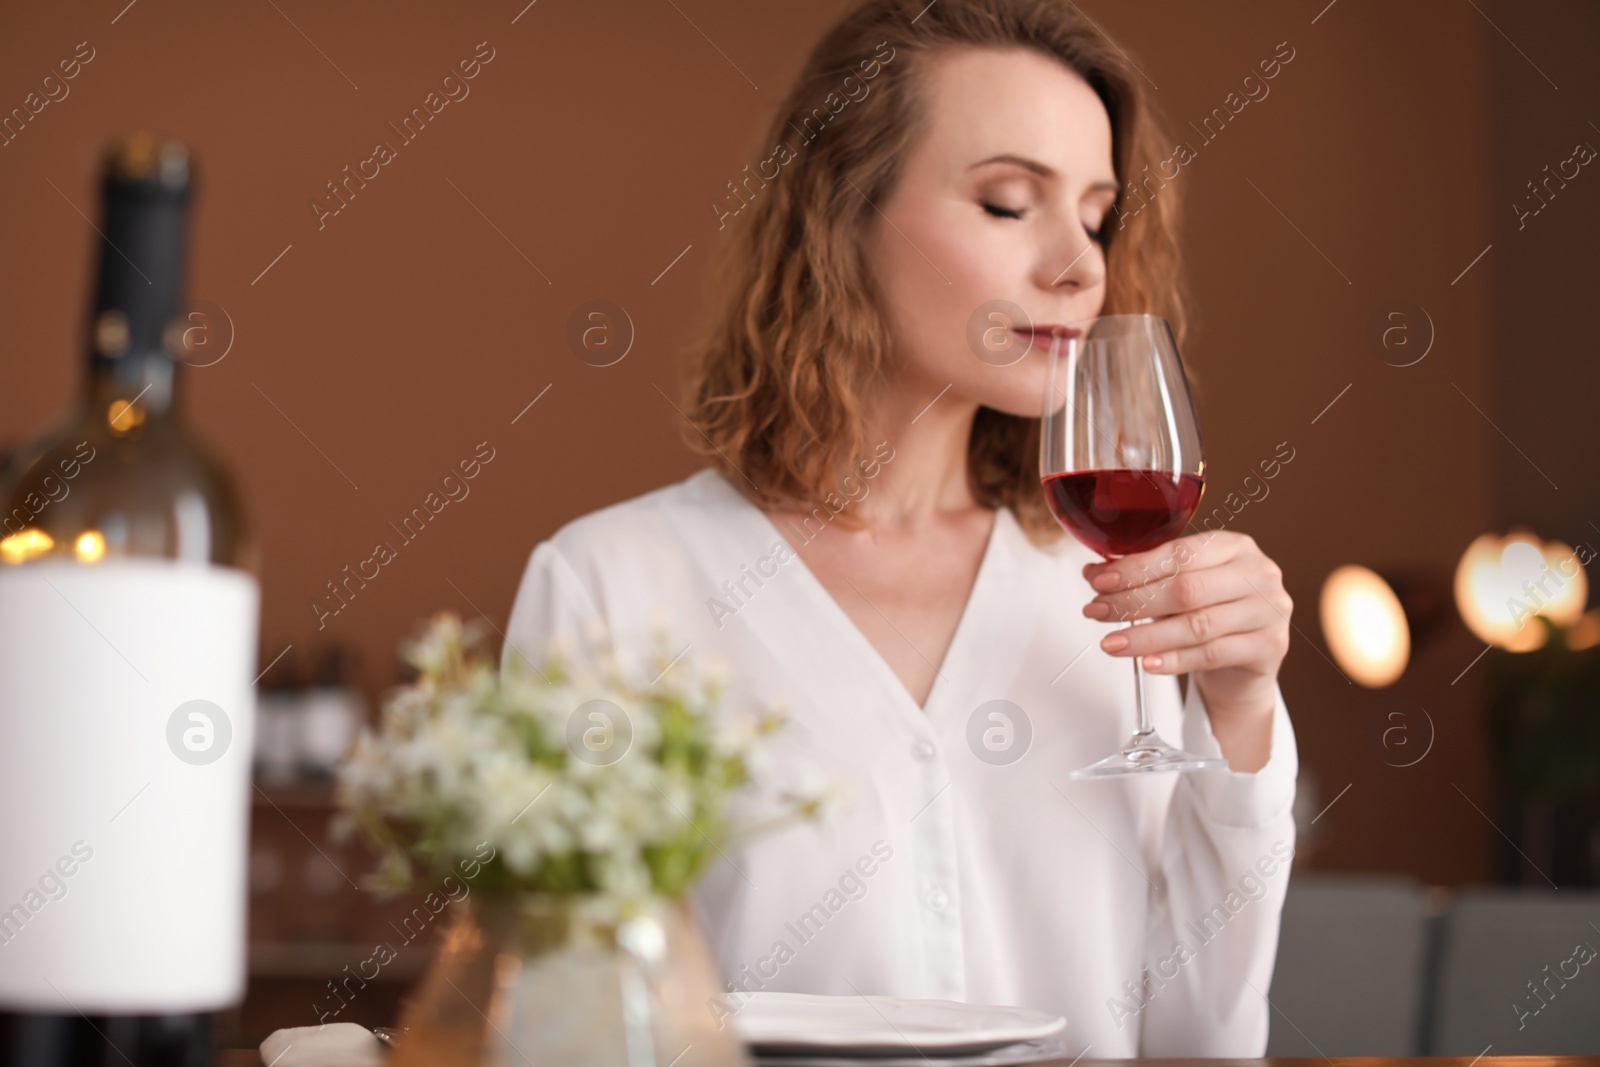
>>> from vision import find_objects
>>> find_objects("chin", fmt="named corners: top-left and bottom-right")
top-left (961, 352), bottom-right (1053, 420)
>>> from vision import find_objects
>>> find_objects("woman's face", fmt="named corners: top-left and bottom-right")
top-left (865, 46), bottom-right (1117, 419)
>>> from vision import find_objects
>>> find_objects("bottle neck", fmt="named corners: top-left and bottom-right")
top-left (84, 147), bottom-right (190, 426)
top-left (83, 351), bottom-right (176, 420)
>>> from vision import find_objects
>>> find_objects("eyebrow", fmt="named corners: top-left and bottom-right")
top-left (970, 153), bottom-right (1119, 192)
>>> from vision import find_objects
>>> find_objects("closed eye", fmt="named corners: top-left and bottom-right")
top-left (981, 200), bottom-right (1024, 220)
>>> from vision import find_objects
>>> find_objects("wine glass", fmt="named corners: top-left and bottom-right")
top-left (1040, 313), bottom-right (1228, 778)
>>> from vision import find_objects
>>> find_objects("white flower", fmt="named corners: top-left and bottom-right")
top-left (336, 612), bottom-right (823, 904)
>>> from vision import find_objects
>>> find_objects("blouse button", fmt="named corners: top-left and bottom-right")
top-left (925, 886), bottom-right (950, 911)
top-left (911, 740), bottom-right (937, 761)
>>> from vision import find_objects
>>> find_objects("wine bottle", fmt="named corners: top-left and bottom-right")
top-left (0, 135), bottom-right (258, 1066)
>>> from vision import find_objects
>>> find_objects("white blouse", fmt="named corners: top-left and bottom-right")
top-left (502, 467), bottom-right (1298, 1057)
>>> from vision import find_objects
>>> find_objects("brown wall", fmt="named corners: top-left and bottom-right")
top-left (2, 0), bottom-right (1594, 887)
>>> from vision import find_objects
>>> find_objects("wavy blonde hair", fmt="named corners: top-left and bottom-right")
top-left (679, 0), bottom-right (1187, 541)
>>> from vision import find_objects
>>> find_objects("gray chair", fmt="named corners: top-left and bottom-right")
top-left (1265, 875), bottom-right (1432, 1056)
top-left (1430, 889), bottom-right (1600, 1055)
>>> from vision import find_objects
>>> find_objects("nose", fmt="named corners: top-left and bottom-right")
top-left (1043, 227), bottom-right (1104, 293)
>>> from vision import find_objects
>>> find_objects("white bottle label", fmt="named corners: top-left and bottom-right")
top-left (0, 559), bottom-right (259, 1012)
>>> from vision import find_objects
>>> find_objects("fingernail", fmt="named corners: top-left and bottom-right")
top-left (1092, 572), bottom-right (1123, 592)
top-left (1143, 655), bottom-right (1163, 669)
top-left (1083, 601), bottom-right (1110, 619)
top-left (1101, 633), bottom-right (1128, 652)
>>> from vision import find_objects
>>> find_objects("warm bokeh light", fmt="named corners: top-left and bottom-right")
top-left (1320, 564), bottom-right (1411, 687)
top-left (1454, 529), bottom-right (1590, 651)
top-left (107, 398), bottom-right (145, 432)
top-left (0, 528), bottom-right (55, 564)
top-left (74, 530), bottom-right (107, 562)
top-left (1567, 608), bottom-right (1600, 651)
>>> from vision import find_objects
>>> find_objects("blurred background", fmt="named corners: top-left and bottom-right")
top-left (2, 0), bottom-right (1598, 1055)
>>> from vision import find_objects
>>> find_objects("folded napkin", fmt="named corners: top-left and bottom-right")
top-left (258, 1022), bottom-right (384, 1067)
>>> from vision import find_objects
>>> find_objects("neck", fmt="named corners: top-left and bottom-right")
top-left (849, 374), bottom-right (983, 528)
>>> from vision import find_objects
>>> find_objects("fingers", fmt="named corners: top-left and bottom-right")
top-left (1097, 596), bottom-right (1281, 667)
top-left (1084, 563), bottom-right (1261, 622)
top-left (1082, 529), bottom-right (1247, 593)
top-left (1080, 531), bottom-right (1293, 685)
top-left (1141, 631), bottom-right (1287, 676)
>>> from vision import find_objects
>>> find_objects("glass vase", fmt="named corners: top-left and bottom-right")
top-left (388, 893), bottom-right (749, 1067)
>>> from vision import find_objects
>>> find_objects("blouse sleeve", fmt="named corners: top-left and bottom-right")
top-left (1138, 679), bottom-right (1299, 1056)
top-left (500, 540), bottom-right (607, 680)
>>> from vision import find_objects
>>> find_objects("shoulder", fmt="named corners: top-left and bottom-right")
top-left (510, 467), bottom-right (750, 622)
top-left (505, 468), bottom-right (745, 661)
top-left (541, 467), bottom-right (736, 567)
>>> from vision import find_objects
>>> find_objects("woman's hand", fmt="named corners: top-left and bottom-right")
top-left (1080, 531), bottom-right (1292, 772)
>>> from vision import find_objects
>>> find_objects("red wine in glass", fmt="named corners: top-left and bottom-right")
top-left (1040, 316), bottom-right (1227, 778)
top-left (1041, 469), bottom-right (1205, 557)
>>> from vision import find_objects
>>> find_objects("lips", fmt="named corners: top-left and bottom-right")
top-left (1010, 325), bottom-right (1082, 345)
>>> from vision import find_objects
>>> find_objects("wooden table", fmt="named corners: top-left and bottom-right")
top-left (218, 1055), bottom-right (1600, 1066)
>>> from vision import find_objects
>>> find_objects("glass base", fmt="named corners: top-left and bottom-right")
top-left (1068, 731), bottom-right (1229, 778)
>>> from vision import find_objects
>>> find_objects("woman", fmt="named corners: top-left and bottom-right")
top-left (504, 0), bottom-right (1297, 1055)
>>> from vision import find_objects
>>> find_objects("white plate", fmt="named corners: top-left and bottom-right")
top-left (731, 992), bottom-right (1067, 1057)
top-left (752, 1035), bottom-right (1074, 1066)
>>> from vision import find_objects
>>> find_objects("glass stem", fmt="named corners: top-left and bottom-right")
top-left (1130, 617), bottom-right (1155, 739)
